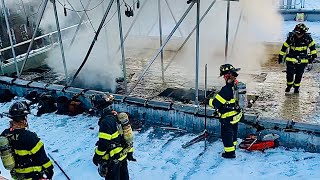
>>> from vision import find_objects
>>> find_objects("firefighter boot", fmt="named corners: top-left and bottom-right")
top-left (222, 151), bottom-right (236, 159)
top-left (285, 85), bottom-right (292, 93)
top-left (294, 86), bottom-right (299, 93)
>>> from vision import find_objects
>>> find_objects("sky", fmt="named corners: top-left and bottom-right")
top-left (0, 98), bottom-right (319, 180)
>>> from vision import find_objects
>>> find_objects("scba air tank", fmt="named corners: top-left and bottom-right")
top-left (0, 136), bottom-right (15, 170)
top-left (117, 113), bottom-right (134, 146)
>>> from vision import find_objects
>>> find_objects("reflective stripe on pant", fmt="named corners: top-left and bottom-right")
top-left (105, 160), bottom-right (129, 180)
top-left (286, 62), bottom-right (306, 87)
top-left (221, 120), bottom-right (238, 153)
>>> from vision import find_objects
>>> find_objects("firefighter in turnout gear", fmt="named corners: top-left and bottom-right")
top-left (209, 64), bottom-right (244, 159)
top-left (0, 101), bottom-right (54, 180)
top-left (92, 95), bottom-right (135, 180)
top-left (278, 23), bottom-right (317, 93)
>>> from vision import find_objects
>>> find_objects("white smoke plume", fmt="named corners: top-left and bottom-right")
top-left (170, 0), bottom-right (283, 87)
top-left (4, 0), bottom-right (284, 92)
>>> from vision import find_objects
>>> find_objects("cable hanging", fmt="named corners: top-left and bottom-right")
top-left (56, 0), bottom-right (106, 12)
top-left (80, 0), bottom-right (96, 33)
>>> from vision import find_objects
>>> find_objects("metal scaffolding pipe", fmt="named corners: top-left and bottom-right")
top-left (19, 0), bottom-right (49, 76)
top-left (225, 0), bottom-right (230, 63)
top-left (164, 0), bottom-right (217, 72)
top-left (195, 0), bottom-right (200, 106)
top-left (102, 0), bottom-right (110, 60)
top-left (52, 0), bottom-right (69, 84)
top-left (127, 1), bottom-right (196, 95)
top-left (230, 9), bottom-right (243, 59)
top-left (66, 0), bottom-right (89, 26)
top-left (69, 0), bottom-right (115, 85)
top-left (1, 0), bottom-right (20, 76)
top-left (117, 0), bottom-right (127, 93)
top-left (69, 0), bottom-right (92, 47)
top-left (0, 23), bottom-right (83, 53)
top-left (114, 0), bottom-right (148, 54)
top-left (158, 0), bottom-right (164, 82)
top-left (164, 0), bottom-right (184, 37)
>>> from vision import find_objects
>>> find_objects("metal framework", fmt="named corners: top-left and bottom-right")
top-left (0, 0), bottom-right (241, 106)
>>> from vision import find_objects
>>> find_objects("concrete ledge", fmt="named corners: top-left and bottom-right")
top-left (124, 97), bottom-right (147, 106)
top-left (62, 87), bottom-right (83, 94)
top-left (46, 84), bottom-right (65, 92)
top-left (0, 76), bottom-right (320, 153)
top-left (0, 76), bottom-right (14, 84)
top-left (13, 79), bottom-right (32, 86)
top-left (146, 100), bottom-right (172, 110)
top-left (28, 81), bottom-right (47, 89)
top-left (279, 9), bottom-right (320, 21)
top-left (172, 104), bottom-right (198, 114)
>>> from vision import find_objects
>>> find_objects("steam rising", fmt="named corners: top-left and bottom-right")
top-left (5, 0), bottom-right (283, 92)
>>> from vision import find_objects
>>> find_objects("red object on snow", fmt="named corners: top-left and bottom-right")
top-left (239, 134), bottom-right (279, 151)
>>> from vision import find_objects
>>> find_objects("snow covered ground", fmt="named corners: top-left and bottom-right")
top-left (0, 98), bottom-right (320, 179)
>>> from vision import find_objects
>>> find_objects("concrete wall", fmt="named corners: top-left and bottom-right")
top-left (279, 9), bottom-right (320, 21)
top-left (0, 76), bottom-right (320, 153)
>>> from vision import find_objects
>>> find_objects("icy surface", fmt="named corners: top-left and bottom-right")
top-left (0, 99), bottom-right (319, 179)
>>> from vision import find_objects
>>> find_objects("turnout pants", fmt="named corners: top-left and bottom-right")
top-left (286, 62), bottom-right (306, 88)
top-left (105, 159), bottom-right (129, 180)
top-left (221, 120), bottom-right (238, 153)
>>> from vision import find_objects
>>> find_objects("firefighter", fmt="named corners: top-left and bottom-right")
top-left (92, 95), bottom-right (135, 180)
top-left (1, 101), bottom-right (54, 180)
top-left (209, 64), bottom-right (244, 159)
top-left (278, 23), bottom-right (317, 93)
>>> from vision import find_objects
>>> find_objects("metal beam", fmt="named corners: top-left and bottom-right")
top-left (65, 0), bottom-right (89, 26)
top-left (225, 0), bottom-right (230, 63)
top-left (114, 0), bottom-right (148, 54)
top-left (69, 0), bottom-right (92, 47)
top-left (69, 0), bottom-right (115, 85)
top-left (164, 0), bottom-right (217, 72)
top-left (0, 23), bottom-right (83, 53)
top-left (117, 0), bottom-right (127, 93)
top-left (158, 0), bottom-right (164, 82)
top-left (127, 1), bottom-right (196, 95)
top-left (164, 0), bottom-right (184, 37)
top-left (195, 0), bottom-right (200, 106)
top-left (52, 0), bottom-right (69, 84)
top-left (230, 9), bottom-right (243, 59)
top-left (19, 0), bottom-right (49, 77)
top-left (102, 0), bottom-right (110, 60)
top-left (1, 0), bottom-right (20, 76)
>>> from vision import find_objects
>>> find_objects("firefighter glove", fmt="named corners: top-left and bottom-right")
top-left (308, 55), bottom-right (315, 64)
top-left (93, 154), bottom-right (101, 166)
top-left (278, 56), bottom-right (283, 64)
top-left (127, 152), bottom-right (137, 161)
top-left (98, 162), bottom-right (109, 177)
top-left (43, 167), bottom-right (54, 179)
